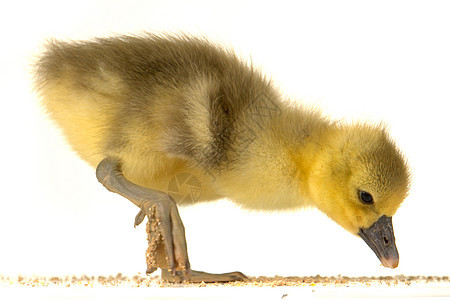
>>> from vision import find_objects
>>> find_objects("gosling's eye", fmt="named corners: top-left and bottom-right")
top-left (359, 190), bottom-right (374, 204)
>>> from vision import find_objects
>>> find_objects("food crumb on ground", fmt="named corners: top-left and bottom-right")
top-left (1, 274), bottom-right (449, 288)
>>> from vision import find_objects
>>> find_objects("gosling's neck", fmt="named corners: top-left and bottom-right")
top-left (216, 103), bottom-right (336, 211)
top-left (268, 106), bottom-right (339, 208)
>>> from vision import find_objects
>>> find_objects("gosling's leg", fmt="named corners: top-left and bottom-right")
top-left (95, 157), bottom-right (248, 283)
top-left (96, 157), bottom-right (189, 276)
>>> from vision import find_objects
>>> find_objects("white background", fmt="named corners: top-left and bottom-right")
top-left (0, 0), bottom-right (449, 279)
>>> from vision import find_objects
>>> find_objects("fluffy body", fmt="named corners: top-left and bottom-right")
top-left (34, 34), bottom-right (410, 235)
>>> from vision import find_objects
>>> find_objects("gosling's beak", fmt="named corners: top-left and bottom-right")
top-left (358, 215), bottom-right (399, 269)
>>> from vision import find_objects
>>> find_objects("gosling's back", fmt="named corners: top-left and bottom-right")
top-left (34, 34), bottom-right (297, 197)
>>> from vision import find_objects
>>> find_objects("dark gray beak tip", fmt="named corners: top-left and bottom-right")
top-left (358, 215), bottom-right (399, 269)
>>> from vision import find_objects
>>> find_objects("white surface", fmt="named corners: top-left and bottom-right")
top-left (0, 0), bottom-right (449, 280)
top-left (1, 286), bottom-right (450, 300)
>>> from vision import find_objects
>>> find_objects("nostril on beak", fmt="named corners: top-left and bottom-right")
top-left (383, 236), bottom-right (389, 246)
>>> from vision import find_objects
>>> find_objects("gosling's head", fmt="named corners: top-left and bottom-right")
top-left (310, 124), bottom-right (411, 268)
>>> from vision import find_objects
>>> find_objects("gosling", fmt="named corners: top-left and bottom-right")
top-left (34, 34), bottom-right (411, 283)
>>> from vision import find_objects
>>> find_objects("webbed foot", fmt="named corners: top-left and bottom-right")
top-left (161, 268), bottom-right (248, 283)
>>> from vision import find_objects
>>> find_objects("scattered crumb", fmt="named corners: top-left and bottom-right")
top-left (145, 209), bottom-right (168, 272)
top-left (1, 274), bottom-right (449, 288)
top-left (145, 215), bottom-right (187, 274)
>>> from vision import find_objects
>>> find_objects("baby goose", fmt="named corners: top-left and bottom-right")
top-left (34, 34), bottom-right (410, 282)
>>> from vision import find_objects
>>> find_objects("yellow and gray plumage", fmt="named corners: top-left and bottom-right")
top-left (34, 34), bottom-right (411, 282)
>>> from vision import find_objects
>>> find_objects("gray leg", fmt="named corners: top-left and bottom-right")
top-left (96, 157), bottom-right (189, 277)
top-left (96, 157), bottom-right (248, 282)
